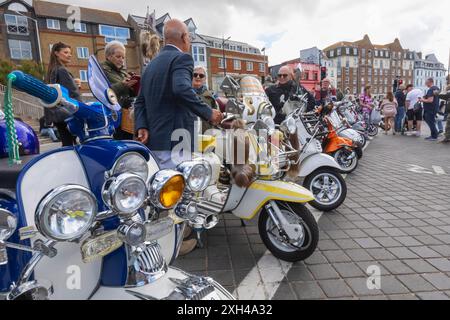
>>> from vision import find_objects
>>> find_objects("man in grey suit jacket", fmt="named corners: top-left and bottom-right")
top-left (134, 19), bottom-right (223, 168)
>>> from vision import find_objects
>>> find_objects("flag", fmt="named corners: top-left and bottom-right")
top-left (145, 7), bottom-right (156, 30)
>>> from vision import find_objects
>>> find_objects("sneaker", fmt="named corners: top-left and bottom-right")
top-left (179, 239), bottom-right (198, 256)
top-left (415, 132), bottom-right (421, 137)
top-left (425, 137), bottom-right (438, 141)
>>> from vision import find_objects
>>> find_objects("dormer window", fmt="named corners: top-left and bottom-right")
top-left (5, 14), bottom-right (28, 35)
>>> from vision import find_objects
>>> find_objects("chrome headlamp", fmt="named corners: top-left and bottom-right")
top-left (258, 103), bottom-right (274, 118)
top-left (102, 173), bottom-right (148, 216)
top-left (281, 117), bottom-right (297, 135)
top-left (149, 170), bottom-right (185, 210)
top-left (177, 161), bottom-right (212, 192)
top-left (35, 185), bottom-right (97, 242)
top-left (261, 115), bottom-right (276, 135)
top-left (0, 209), bottom-right (17, 242)
top-left (107, 152), bottom-right (149, 182)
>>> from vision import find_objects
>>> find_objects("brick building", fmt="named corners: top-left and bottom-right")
top-left (0, 0), bottom-right (41, 64)
top-left (33, 0), bottom-right (139, 96)
top-left (269, 57), bottom-right (321, 92)
top-left (323, 35), bottom-right (415, 96)
top-left (200, 34), bottom-right (267, 92)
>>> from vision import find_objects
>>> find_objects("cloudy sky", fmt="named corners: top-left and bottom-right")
top-left (28, 0), bottom-right (450, 68)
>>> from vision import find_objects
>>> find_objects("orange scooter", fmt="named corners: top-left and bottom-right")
top-left (317, 104), bottom-right (360, 174)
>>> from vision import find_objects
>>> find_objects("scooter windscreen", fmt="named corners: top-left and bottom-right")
top-left (87, 55), bottom-right (122, 112)
top-left (240, 76), bottom-right (275, 122)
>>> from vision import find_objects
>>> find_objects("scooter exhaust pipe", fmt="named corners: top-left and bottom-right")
top-left (189, 213), bottom-right (219, 230)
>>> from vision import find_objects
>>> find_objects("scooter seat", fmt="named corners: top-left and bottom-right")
top-left (0, 155), bottom-right (37, 190)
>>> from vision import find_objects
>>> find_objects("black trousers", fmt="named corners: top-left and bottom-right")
top-left (55, 122), bottom-right (76, 147)
top-left (113, 128), bottom-right (134, 141)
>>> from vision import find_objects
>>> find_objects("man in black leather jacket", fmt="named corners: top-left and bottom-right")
top-left (265, 66), bottom-right (315, 124)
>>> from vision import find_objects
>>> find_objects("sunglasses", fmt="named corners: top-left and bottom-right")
top-left (194, 73), bottom-right (206, 79)
top-left (278, 74), bottom-right (289, 78)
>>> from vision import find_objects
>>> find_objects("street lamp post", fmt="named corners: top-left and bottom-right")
top-left (261, 47), bottom-right (266, 81)
top-left (222, 36), bottom-right (230, 77)
top-left (14, 10), bottom-right (42, 65)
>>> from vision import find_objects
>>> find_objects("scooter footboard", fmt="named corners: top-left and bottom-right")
top-left (231, 180), bottom-right (314, 220)
top-left (91, 267), bottom-right (235, 300)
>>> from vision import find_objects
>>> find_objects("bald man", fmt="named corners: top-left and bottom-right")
top-left (134, 19), bottom-right (223, 167)
top-left (265, 65), bottom-right (315, 123)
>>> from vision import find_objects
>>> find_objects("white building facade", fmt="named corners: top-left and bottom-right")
top-left (414, 53), bottom-right (447, 92)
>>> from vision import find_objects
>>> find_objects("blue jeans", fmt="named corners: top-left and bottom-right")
top-left (40, 128), bottom-right (58, 142)
top-left (395, 106), bottom-right (406, 132)
top-left (437, 113), bottom-right (447, 132)
top-left (423, 111), bottom-right (438, 139)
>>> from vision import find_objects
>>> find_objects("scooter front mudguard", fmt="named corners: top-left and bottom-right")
top-left (231, 180), bottom-right (314, 220)
top-left (298, 153), bottom-right (342, 179)
top-left (91, 267), bottom-right (235, 300)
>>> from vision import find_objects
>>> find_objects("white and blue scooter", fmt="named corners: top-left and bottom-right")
top-left (0, 56), bottom-right (233, 300)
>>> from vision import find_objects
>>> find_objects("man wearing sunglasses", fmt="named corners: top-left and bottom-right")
top-left (265, 65), bottom-right (315, 124)
top-left (134, 19), bottom-right (223, 167)
top-left (192, 66), bottom-right (219, 133)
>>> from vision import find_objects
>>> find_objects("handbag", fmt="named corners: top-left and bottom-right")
top-left (370, 108), bottom-right (382, 124)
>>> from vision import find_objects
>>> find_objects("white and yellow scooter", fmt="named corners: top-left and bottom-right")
top-left (196, 123), bottom-right (319, 263)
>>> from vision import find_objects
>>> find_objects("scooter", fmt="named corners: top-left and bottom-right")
top-left (314, 104), bottom-right (359, 174)
top-left (0, 56), bottom-right (233, 300)
top-left (280, 96), bottom-right (348, 212)
top-left (220, 76), bottom-right (347, 213)
top-left (0, 110), bottom-right (39, 161)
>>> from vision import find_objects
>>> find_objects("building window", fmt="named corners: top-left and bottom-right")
top-left (246, 62), bottom-right (253, 71)
top-left (192, 46), bottom-right (206, 63)
top-left (99, 25), bottom-right (130, 44)
top-left (5, 14), bottom-right (28, 35)
top-left (330, 50), bottom-right (335, 58)
top-left (77, 47), bottom-right (89, 59)
top-left (80, 70), bottom-right (88, 82)
top-left (74, 22), bottom-right (87, 33)
top-left (345, 48), bottom-right (350, 55)
top-left (337, 48), bottom-right (341, 56)
top-left (259, 63), bottom-right (265, 73)
top-left (353, 48), bottom-right (358, 55)
top-left (47, 19), bottom-right (61, 30)
top-left (218, 58), bottom-right (227, 69)
top-left (8, 40), bottom-right (32, 60)
top-left (233, 59), bottom-right (241, 70)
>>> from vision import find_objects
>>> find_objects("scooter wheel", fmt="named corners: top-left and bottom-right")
top-left (304, 168), bottom-right (347, 212)
top-left (368, 125), bottom-right (379, 137)
top-left (333, 149), bottom-right (359, 174)
top-left (258, 202), bottom-right (319, 262)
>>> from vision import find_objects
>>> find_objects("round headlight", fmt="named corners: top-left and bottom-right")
top-left (102, 173), bottom-right (148, 215)
top-left (149, 170), bottom-right (185, 210)
top-left (177, 161), bottom-right (212, 192)
top-left (106, 88), bottom-right (118, 105)
top-left (261, 115), bottom-right (276, 135)
top-left (109, 152), bottom-right (148, 182)
top-left (35, 185), bottom-right (97, 242)
top-left (281, 117), bottom-right (297, 135)
top-left (0, 209), bottom-right (17, 241)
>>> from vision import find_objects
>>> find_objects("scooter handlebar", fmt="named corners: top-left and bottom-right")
top-left (9, 71), bottom-right (60, 105)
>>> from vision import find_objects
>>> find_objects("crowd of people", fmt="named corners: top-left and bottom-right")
top-left (39, 17), bottom-right (449, 252)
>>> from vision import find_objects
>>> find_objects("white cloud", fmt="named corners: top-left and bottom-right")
top-left (36, 0), bottom-right (450, 69)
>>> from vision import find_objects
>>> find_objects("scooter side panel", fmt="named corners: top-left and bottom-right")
top-left (231, 180), bottom-right (314, 220)
top-left (298, 153), bottom-right (342, 178)
top-left (18, 149), bottom-right (102, 300)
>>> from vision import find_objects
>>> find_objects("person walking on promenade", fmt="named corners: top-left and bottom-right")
top-left (101, 41), bottom-right (138, 140)
top-left (405, 84), bottom-right (424, 137)
top-left (394, 85), bottom-right (406, 134)
top-left (439, 85), bottom-right (450, 143)
top-left (419, 78), bottom-right (440, 141)
top-left (380, 92), bottom-right (398, 135)
top-left (134, 18), bottom-right (223, 167)
top-left (46, 42), bottom-right (80, 147)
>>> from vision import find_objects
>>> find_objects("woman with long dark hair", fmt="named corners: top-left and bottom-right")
top-left (46, 42), bottom-right (80, 146)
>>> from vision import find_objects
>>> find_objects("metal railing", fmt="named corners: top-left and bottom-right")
top-left (0, 92), bottom-right (44, 121)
